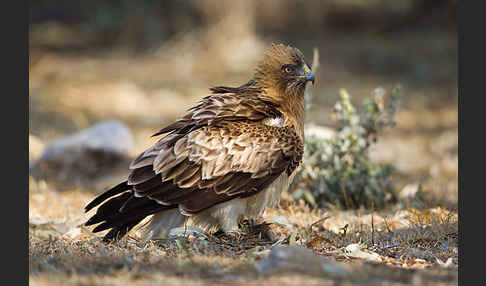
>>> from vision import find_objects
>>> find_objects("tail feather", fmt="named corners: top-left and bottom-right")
top-left (102, 220), bottom-right (143, 242)
top-left (91, 203), bottom-right (168, 232)
top-left (84, 181), bottom-right (176, 242)
top-left (85, 181), bottom-right (130, 212)
top-left (85, 192), bottom-right (133, 226)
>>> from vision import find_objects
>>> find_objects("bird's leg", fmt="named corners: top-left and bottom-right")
top-left (225, 230), bottom-right (245, 241)
top-left (213, 227), bottom-right (246, 241)
top-left (247, 218), bottom-right (256, 228)
top-left (242, 217), bottom-right (276, 242)
top-left (212, 217), bottom-right (246, 240)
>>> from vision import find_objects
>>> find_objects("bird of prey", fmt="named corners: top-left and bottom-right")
top-left (84, 43), bottom-right (315, 242)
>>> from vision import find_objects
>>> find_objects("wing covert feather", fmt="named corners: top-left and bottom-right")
top-left (126, 90), bottom-right (302, 214)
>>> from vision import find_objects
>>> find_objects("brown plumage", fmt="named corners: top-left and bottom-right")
top-left (84, 43), bottom-right (315, 242)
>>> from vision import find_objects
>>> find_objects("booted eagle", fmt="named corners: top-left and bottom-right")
top-left (85, 43), bottom-right (315, 242)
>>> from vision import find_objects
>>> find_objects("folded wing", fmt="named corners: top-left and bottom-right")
top-left (84, 89), bottom-right (302, 241)
top-left (130, 119), bottom-right (302, 214)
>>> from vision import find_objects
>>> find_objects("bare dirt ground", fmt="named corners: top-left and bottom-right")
top-left (29, 27), bottom-right (458, 285)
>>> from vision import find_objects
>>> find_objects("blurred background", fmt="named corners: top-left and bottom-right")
top-left (29, 0), bottom-right (457, 209)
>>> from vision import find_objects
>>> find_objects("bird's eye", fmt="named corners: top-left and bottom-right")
top-left (283, 66), bottom-right (294, 74)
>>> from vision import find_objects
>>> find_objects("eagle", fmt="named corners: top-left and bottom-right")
top-left (84, 43), bottom-right (315, 242)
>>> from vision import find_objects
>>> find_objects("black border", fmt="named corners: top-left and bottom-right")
top-left (458, 1), bottom-right (480, 286)
top-left (457, 0), bottom-right (462, 283)
top-left (5, 0), bottom-right (29, 285)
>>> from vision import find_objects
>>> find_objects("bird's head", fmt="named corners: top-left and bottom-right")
top-left (254, 43), bottom-right (314, 98)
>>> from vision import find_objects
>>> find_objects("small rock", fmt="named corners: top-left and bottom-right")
top-left (29, 216), bottom-right (50, 226)
top-left (258, 246), bottom-right (349, 278)
top-left (344, 244), bottom-right (382, 262)
top-left (30, 120), bottom-right (134, 190)
top-left (29, 216), bottom-right (72, 237)
top-left (168, 226), bottom-right (207, 238)
top-left (436, 257), bottom-right (456, 268)
top-left (63, 227), bottom-right (83, 239)
top-left (39, 120), bottom-right (133, 160)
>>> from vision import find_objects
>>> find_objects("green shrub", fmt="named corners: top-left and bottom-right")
top-left (292, 86), bottom-right (404, 209)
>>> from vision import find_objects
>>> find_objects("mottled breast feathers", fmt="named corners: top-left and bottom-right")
top-left (126, 87), bottom-right (304, 215)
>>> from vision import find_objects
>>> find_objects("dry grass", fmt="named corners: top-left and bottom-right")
top-left (29, 175), bottom-right (457, 285)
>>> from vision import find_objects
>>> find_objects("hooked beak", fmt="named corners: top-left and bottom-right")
top-left (305, 71), bottom-right (315, 85)
top-left (303, 65), bottom-right (315, 85)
